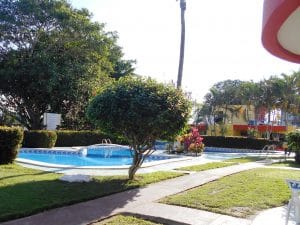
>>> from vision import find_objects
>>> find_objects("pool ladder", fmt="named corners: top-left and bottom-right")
top-left (102, 139), bottom-right (112, 144)
top-left (262, 144), bottom-right (276, 158)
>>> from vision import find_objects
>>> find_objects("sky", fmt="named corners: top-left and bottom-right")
top-left (70, 0), bottom-right (299, 102)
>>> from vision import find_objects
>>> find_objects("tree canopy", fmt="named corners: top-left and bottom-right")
top-left (195, 72), bottom-right (300, 128)
top-left (87, 77), bottom-right (191, 179)
top-left (0, 0), bottom-right (134, 129)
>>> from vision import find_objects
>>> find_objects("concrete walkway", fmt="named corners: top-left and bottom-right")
top-left (0, 161), bottom-right (295, 225)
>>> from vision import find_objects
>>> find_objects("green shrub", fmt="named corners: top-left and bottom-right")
top-left (287, 132), bottom-right (300, 151)
top-left (87, 77), bottom-right (190, 179)
top-left (23, 130), bottom-right (57, 148)
top-left (55, 130), bottom-right (128, 147)
top-left (0, 126), bottom-right (23, 164)
top-left (202, 135), bottom-right (279, 150)
top-left (287, 132), bottom-right (300, 163)
top-left (55, 130), bottom-right (105, 147)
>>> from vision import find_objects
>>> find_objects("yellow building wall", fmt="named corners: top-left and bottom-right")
top-left (207, 124), bottom-right (234, 136)
top-left (206, 105), bottom-right (296, 137)
top-left (215, 105), bottom-right (255, 125)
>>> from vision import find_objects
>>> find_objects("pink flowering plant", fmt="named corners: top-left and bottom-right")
top-left (178, 127), bottom-right (205, 155)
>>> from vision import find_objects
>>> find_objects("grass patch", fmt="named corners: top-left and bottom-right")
top-left (92, 215), bottom-right (163, 225)
top-left (224, 156), bottom-right (265, 163)
top-left (176, 162), bottom-right (237, 172)
top-left (270, 160), bottom-right (300, 168)
top-left (176, 156), bottom-right (265, 172)
top-left (160, 168), bottom-right (300, 218)
top-left (0, 164), bottom-right (183, 222)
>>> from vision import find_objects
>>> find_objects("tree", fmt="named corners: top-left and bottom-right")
top-left (87, 77), bottom-right (191, 179)
top-left (256, 77), bottom-right (282, 126)
top-left (276, 72), bottom-right (300, 125)
top-left (205, 80), bottom-right (243, 135)
top-left (176, 0), bottom-right (186, 89)
top-left (238, 81), bottom-right (260, 122)
top-left (0, 0), bottom-right (134, 129)
top-left (107, 32), bottom-right (136, 80)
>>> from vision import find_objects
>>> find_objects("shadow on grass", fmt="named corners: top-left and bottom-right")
top-left (123, 212), bottom-right (190, 225)
top-left (271, 161), bottom-right (300, 168)
top-left (0, 177), bottom-right (141, 224)
top-left (0, 169), bottom-right (62, 181)
top-left (90, 212), bottom-right (190, 225)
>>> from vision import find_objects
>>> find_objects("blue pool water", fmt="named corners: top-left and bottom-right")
top-left (18, 145), bottom-right (257, 167)
top-left (18, 145), bottom-right (171, 167)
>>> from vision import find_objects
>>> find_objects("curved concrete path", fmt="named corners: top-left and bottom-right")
top-left (0, 161), bottom-right (295, 225)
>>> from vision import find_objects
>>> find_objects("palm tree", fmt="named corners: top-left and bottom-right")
top-left (176, 0), bottom-right (186, 89)
top-left (278, 72), bottom-right (300, 125)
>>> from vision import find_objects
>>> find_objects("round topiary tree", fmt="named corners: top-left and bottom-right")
top-left (87, 77), bottom-right (191, 179)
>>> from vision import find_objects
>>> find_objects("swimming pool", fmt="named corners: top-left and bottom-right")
top-left (17, 144), bottom-right (264, 169)
top-left (18, 144), bottom-right (173, 167)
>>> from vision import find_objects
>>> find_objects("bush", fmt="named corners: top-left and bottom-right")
top-left (287, 132), bottom-right (300, 163)
top-left (0, 126), bottom-right (23, 164)
top-left (202, 135), bottom-right (279, 150)
top-left (23, 130), bottom-right (57, 148)
top-left (55, 130), bottom-right (128, 147)
top-left (287, 132), bottom-right (300, 151)
top-left (87, 77), bottom-right (190, 179)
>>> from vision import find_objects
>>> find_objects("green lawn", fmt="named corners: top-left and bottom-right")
top-left (92, 215), bottom-right (163, 225)
top-left (270, 160), bottom-right (300, 168)
top-left (160, 168), bottom-right (300, 218)
top-left (224, 156), bottom-right (266, 163)
top-left (176, 162), bottom-right (237, 172)
top-left (0, 164), bottom-right (183, 222)
top-left (176, 156), bottom-right (265, 172)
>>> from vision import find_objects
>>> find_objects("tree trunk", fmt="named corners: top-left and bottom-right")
top-left (128, 151), bottom-right (143, 180)
top-left (284, 109), bottom-right (289, 126)
top-left (177, 0), bottom-right (186, 89)
top-left (29, 112), bottom-right (43, 130)
top-left (295, 152), bottom-right (300, 164)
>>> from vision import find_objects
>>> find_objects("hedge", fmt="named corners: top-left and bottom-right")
top-left (287, 132), bottom-right (300, 151)
top-left (0, 126), bottom-right (23, 164)
top-left (55, 130), bottom-right (128, 147)
top-left (202, 135), bottom-right (279, 150)
top-left (23, 130), bottom-right (57, 148)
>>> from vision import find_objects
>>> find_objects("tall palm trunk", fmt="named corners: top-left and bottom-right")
top-left (177, 0), bottom-right (186, 89)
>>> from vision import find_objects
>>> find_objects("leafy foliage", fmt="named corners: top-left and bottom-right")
top-left (287, 132), bottom-right (300, 152)
top-left (197, 72), bottom-right (299, 129)
top-left (87, 77), bottom-right (191, 179)
top-left (23, 130), bottom-right (57, 148)
top-left (287, 131), bottom-right (300, 163)
top-left (0, 0), bottom-right (134, 129)
top-left (177, 127), bottom-right (205, 155)
top-left (55, 130), bottom-right (128, 147)
top-left (0, 126), bottom-right (23, 164)
top-left (87, 77), bottom-right (191, 143)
